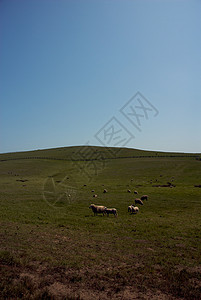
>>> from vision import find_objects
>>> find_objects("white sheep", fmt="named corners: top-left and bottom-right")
top-left (134, 198), bottom-right (144, 205)
top-left (89, 204), bottom-right (107, 216)
top-left (105, 208), bottom-right (118, 217)
top-left (131, 206), bottom-right (139, 214)
top-left (128, 205), bottom-right (139, 214)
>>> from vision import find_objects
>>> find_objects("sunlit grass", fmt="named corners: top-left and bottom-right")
top-left (0, 146), bottom-right (201, 298)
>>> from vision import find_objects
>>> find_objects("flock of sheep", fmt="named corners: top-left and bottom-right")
top-left (89, 189), bottom-right (148, 217)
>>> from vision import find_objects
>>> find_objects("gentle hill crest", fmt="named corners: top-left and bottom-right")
top-left (0, 145), bottom-right (200, 161)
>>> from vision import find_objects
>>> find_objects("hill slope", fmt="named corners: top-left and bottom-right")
top-left (0, 146), bottom-right (201, 299)
top-left (1, 145), bottom-right (200, 161)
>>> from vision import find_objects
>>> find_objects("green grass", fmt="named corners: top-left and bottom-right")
top-left (0, 146), bottom-right (201, 299)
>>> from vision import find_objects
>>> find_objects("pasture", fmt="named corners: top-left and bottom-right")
top-left (0, 146), bottom-right (201, 299)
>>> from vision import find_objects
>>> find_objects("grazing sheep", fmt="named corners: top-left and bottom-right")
top-left (93, 194), bottom-right (98, 198)
top-left (134, 198), bottom-right (144, 205)
top-left (127, 189), bottom-right (131, 193)
top-left (141, 195), bottom-right (148, 201)
top-left (134, 190), bottom-right (138, 194)
top-left (128, 205), bottom-right (139, 214)
top-left (105, 208), bottom-right (118, 217)
top-left (103, 189), bottom-right (107, 193)
top-left (131, 206), bottom-right (139, 214)
top-left (89, 204), bottom-right (107, 216)
top-left (91, 190), bottom-right (95, 192)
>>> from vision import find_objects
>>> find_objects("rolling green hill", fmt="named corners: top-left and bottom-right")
top-left (0, 146), bottom-right (201, 299)
top-left (1, 145), bottom-right (200, 161)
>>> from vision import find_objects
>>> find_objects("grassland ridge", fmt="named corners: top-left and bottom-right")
top-left (0, 154), bottom-right (199, 163)
top-left (0, 145), bottom-right (200, 162)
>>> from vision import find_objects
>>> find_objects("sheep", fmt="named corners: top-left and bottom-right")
top-left (134, 198), bottom-right (144, 205)
top-left (93, 194), bottom-right (98, 198)
top-left (134, 190), bottom-right (138, 194)
top-left (103, 189), bottom-right (107, 193)
top-left (105, 208), bottom-right (118, 217)
top-left (91, 190), bottom-right (95, 192)
top-left (128, 205), bottom-right (139, 214)
top-left (127, 189), bottom-right (131, 193)
top-left (128, 205), bottom-right (133, 213)
top-left (89, 204), bottom-right (107, 216)
top-left (131, 206), bottom-right (139, 214)
top-left (141, 195), bottom-right (148, 201)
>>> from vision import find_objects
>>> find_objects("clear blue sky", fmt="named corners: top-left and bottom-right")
top-left (1, 0), bottom-right (201, 154)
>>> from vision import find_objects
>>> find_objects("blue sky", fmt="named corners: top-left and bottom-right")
top-left (1, 0), bottom-right (201, 154)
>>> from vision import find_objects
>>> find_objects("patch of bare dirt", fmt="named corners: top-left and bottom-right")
top-left (1, 260), bottom-right (200, 299)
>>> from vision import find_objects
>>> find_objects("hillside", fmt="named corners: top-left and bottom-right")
top-left (0, 146), bottom-right (201, 299)
top-left (0, 145), bottom-right (200, 161)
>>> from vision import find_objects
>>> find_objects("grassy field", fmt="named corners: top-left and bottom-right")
top-left (0, 146), bottom-right (201, 299)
